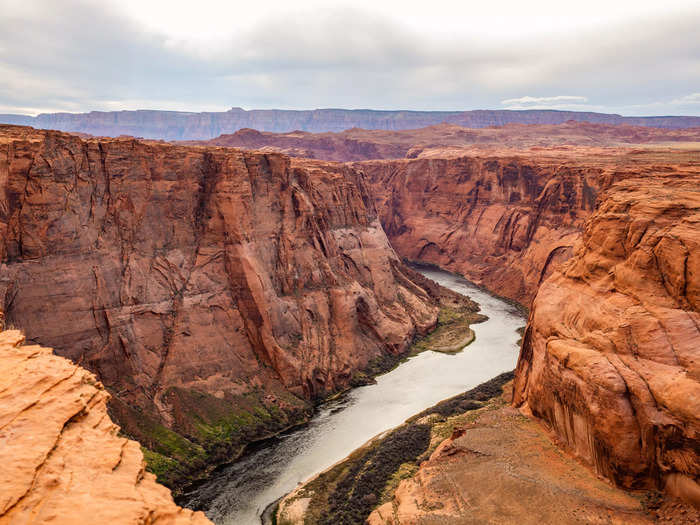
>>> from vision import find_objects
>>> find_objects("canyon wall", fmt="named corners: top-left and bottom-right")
top-left (0, 329), bottom-right (211, 524)
top-left (0, 125), bottom-right (438, 484)
top-left (1, 108), bottom-right (699, 140)
top-left (513, 173), bottom-right (700, 503)
top-left (359, 156), bottom-right (608, 305)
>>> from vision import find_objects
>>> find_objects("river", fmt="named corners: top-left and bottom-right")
top-left (180, 267), bottom-right (525, 524)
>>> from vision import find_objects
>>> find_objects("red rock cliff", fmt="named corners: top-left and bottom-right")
top-left (359, 156), bottom-right (610, 304)
top-left (513, 172), bottom-right (700, 505)
top-left (0, 125), bottom-right (438, 483)
top-left (0, 330), bottom-right (211, 524)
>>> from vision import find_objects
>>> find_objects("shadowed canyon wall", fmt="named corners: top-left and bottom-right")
top-left (359, 156), bottom-right (607, 304)
top-left (514, 173), bottom-right (700, 504)
top-left (0, 125), bottom-right (438, 484)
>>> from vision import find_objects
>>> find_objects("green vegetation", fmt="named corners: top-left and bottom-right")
top-left (411, 305), bottom-right (481, 354)
top-left (135, 265), bottom-right (492, 495)
top-left (289, 424), bottom-right (432, 525)
top-left (116, 386), bottom-right (311, 493)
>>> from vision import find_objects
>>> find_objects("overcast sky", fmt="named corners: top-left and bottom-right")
top-left (1, 0), bottom-right (699, 116)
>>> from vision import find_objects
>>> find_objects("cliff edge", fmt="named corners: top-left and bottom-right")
top-left (0, 330), bottom-right (211, 524)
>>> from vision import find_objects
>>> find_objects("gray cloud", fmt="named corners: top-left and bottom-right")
top-left (0, 0), bottom-right (698, 115)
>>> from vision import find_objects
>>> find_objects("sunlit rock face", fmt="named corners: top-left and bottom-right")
top-left (0, 330), bottom-right (212, 524)
top-left (514, 173), bottom-right (700, 505)
top-left (0, 124), bottom-right (438, 481)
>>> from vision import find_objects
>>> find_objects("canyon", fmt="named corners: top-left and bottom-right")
top-left (0, 124), bottom-right (442, 490)
top-left (358, 169), bottom-right (700, 524)
top-left (208, 122), bottom-right (700, 519)
top-left (1, 119), bottom-right (699, 523)
top-left (1, 108), bottom-right (699, 140)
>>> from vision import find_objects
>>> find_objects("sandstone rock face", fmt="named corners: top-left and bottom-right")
top-left (0, 329), bottom-right (211, 524)
top-left (359, 156), bottom-right (606, 304)
top-left (1, 109), bottom-right (698, 140)
top-left (192, 124), bottom-right (700, 312)
top-left (514, 173), bottom-right (700, 505)
top-left (0, 125), bottom-right (438, 482)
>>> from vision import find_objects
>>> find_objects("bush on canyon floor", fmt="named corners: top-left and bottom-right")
top-left (408, 371), bottom-right (515, 422)
top-left (316, 424), bottom-right (432, 525)
top-left (282, 371), bottom-right (516, 524)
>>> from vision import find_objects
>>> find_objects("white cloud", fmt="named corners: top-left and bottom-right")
top-left (0, 0), bottom-right (698, 115)
top-left (672, 93), bottom-right (700, 105)
top-left (501, 95), bottom-right (588, 106)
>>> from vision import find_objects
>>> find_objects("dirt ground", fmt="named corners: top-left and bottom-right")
top-left (369, 388), bottom-right (700, 525)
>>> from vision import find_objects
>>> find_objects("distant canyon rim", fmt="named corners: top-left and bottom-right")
top-left (0, 112), bottom-right (698, 523)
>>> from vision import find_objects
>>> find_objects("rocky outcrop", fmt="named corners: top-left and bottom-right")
top-left (280, 376), bottom-right (699, 525)
top-left (514, 173), bottom-right (700, 505)
top-left (0, 329), bottom-right (211, 524)
top-left (1, 108), bottom-right (698, 140)
top-left (0, 124), bottom-right (438, 485)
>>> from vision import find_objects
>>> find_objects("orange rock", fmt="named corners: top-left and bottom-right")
top-left (359, 155), bottom-right (603, 304)
top-left (514, 173), bottom-right (700, 505)
top-left (0, 330), bottom-right (211, 524)
top-left (191, 122), bottom-right (700, 307)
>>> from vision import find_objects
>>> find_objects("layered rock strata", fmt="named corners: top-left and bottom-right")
top-left (0, 124), bottom-right (438, 484)
top-left (0, 329), bottom-right (211, 524)
top-left (359, 156), bottom-right (608, 304)
top-left (1, 108), bottom-right (698, 140)
top-left (514, 173), bottom-right (700, 505)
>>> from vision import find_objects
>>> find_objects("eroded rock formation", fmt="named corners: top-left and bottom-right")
top-left (0, 330), bottom-right (211, 524)
top-left (514, 173), bottom-right (700, 505)
top-left (359, 156), bottom-right (606, 304)
top-left (0, 124), bottom-right (438, 484)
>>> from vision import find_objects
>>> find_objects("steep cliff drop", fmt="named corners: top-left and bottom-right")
top-left (360, 156), bottom-right (605, 304)
top-left (0, 330), bottom-right (211, 524)
top-left (0, 124), bottom-right (438, 487)
top-left (514, 172), bottom-right (700, 505)
top-left (192, 122), bottom-right (700, 306)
